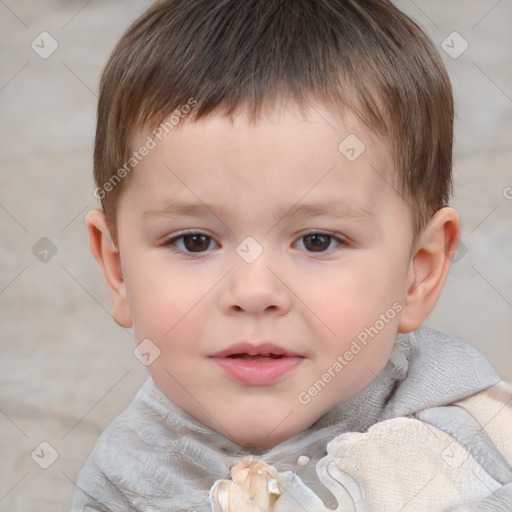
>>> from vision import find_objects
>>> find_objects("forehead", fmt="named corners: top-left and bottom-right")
top-left (124, 103), bottom-right (401, 223)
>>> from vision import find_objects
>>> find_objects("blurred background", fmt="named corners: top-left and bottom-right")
top-left (0, 0), bottom-right (511, 510)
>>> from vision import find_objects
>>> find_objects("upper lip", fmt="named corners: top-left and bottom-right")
top-left (209, 342), bottom-right (303, 358)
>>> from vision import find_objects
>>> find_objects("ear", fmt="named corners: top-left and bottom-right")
top-left (398, 207), bottom-right (460, 333)
top-left (85, 210), bottom-right (133, 328)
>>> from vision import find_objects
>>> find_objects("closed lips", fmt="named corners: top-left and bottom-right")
top-left (227, 354), bottom-right (286, 360)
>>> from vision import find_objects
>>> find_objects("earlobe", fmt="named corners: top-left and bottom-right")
top-left (398, 207), bottom-right (460, 333)
top-left (85, 210), bottom-right (133, 328)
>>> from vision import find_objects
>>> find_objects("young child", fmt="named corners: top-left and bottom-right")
top-left (73, 0), bottom-right (512, 510)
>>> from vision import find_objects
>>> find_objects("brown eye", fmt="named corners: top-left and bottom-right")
top-left (166, 232), bottom-right (217, 254)
top-left (181, 234), bottom-right (211, 252)
top-left (296, 232), bottom-right (345, 253)
top-left (302, 234), bottom-right (332, 252)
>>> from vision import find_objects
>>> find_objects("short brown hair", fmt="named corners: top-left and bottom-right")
top-left (94, 0), bottom-right (454, 243)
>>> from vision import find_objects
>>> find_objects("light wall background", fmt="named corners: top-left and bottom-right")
top-left (1, 0), bottom-right (511, 510)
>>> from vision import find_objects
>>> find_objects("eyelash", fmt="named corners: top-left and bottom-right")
top-left (163, 231), bottom-right (346, 256)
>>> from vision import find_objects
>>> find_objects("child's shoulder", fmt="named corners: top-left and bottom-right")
top-left (380, 324), bottom-right (501, 419)
top-left (357, 381), bottom-right (512, 510)
top-left (433, 380), bottom-right (512, 470)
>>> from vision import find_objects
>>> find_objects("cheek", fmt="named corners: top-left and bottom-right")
top-left (305, 255), bottom-right (406, 374)
top-left (124, 255), bottom-right (206, 341)
top-left (311, 259), bottom-right (401, 325)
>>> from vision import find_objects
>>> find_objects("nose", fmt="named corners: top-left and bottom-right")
top-left (220, 250), bottom-right (292, 317)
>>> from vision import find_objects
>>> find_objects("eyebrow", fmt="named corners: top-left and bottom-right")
top-left (143, 198), bottom-right (374, 223)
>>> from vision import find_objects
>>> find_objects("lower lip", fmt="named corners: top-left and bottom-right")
top-left (211, 357), bottom-right (303, 386)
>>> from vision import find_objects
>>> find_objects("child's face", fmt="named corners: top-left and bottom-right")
top-left (114, 103), bottom-right (416, 447)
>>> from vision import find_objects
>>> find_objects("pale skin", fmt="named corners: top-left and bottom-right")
top-left (87, 101), bottom-right (460, 448)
